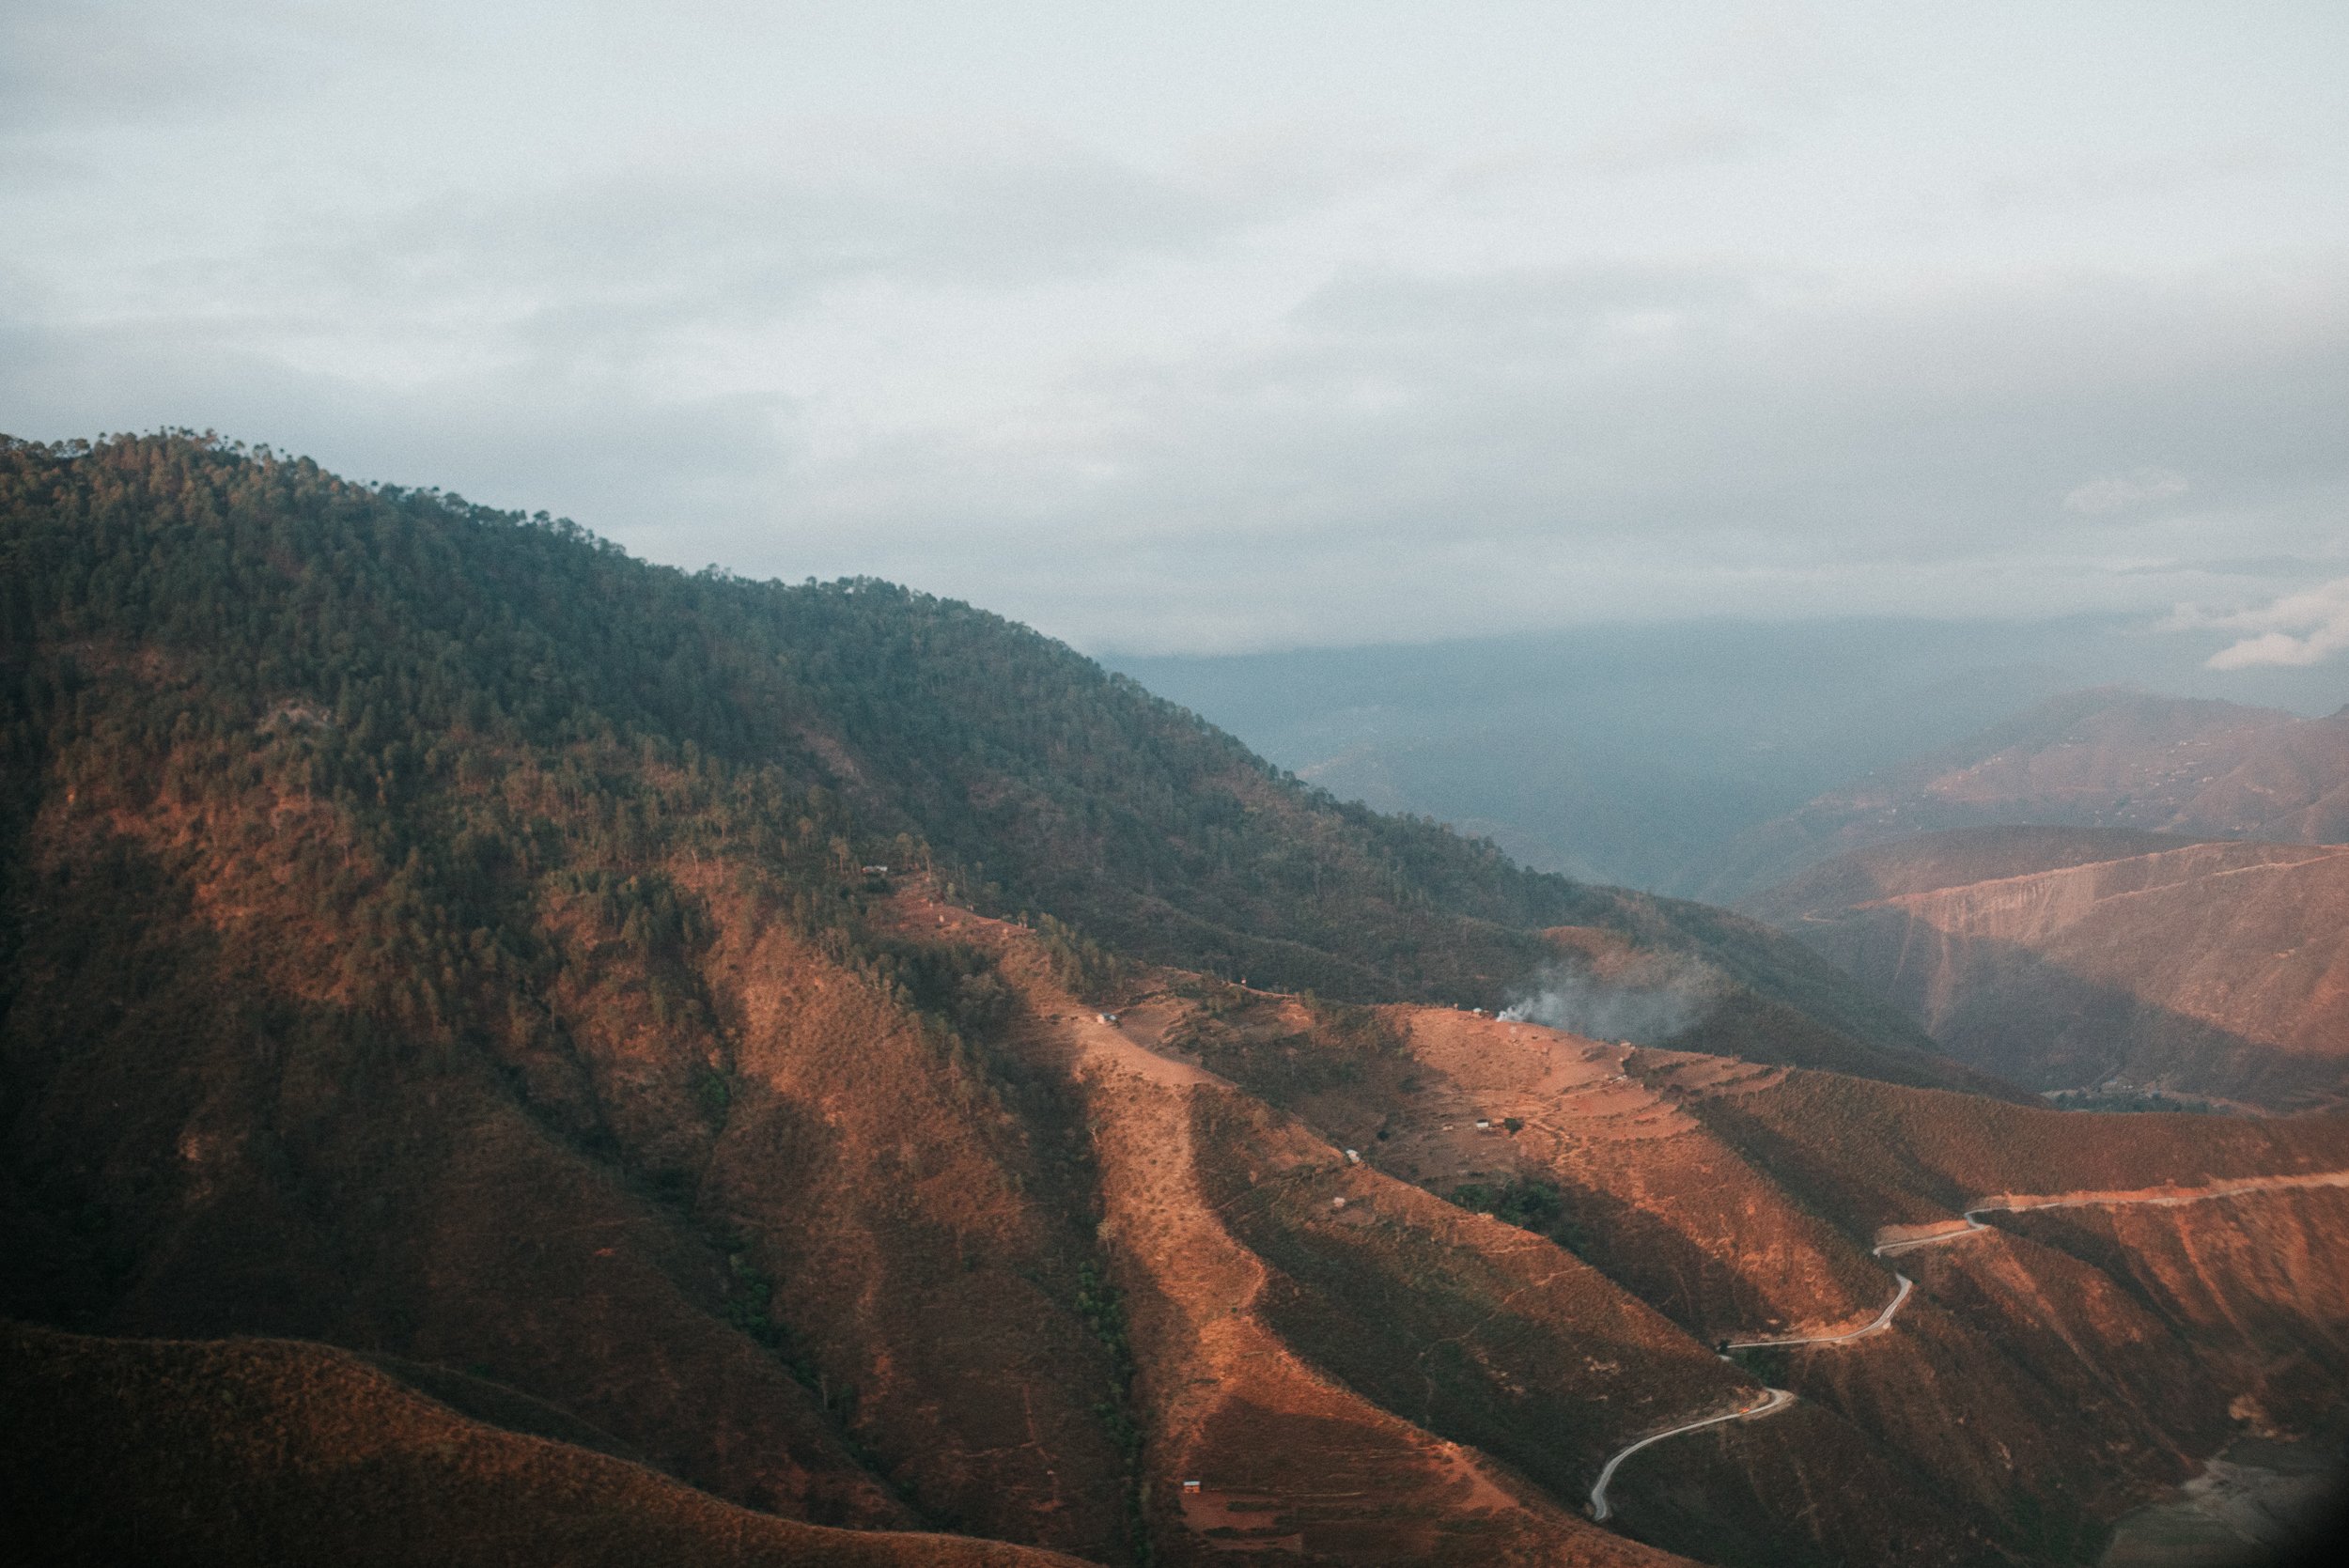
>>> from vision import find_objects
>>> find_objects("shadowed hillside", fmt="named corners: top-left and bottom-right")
top-left (1747, 827), bottom-right (2349, 1110)
top-left (0, 1320), bottom-right (1088, 1568)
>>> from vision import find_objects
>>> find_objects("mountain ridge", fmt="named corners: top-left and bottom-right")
top-left (0, 431), bottom-right (1967, 1084)
top-left (1702, 687), bottom-right (2349, 903)
top-left (7, 433), bottom-right (2349, 1566)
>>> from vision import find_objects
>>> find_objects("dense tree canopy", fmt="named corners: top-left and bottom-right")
top-left (0, 431), bottom-right (1937, 1061)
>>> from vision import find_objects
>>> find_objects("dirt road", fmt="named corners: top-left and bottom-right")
top-left (1587, 1389), bottom-right (1795, 1521)
top-left (1585, 1169), bottom-right (2349, 1524)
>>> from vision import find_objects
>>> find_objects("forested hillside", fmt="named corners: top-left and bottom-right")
top-left (0, 432), bottom-right (1948, 1079)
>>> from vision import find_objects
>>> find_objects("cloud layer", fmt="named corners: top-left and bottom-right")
top-left (5, 2), bottom-right (2347, 657)
top-left (2202, 578), bottom-right (2349, 669)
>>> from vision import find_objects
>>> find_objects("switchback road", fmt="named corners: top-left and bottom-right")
top-left (1587, 1389), bottom-right (1794, 1522)
top-left (1584, 1169), bottom-right (2349, 1523)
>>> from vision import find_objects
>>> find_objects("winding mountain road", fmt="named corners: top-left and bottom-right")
top-left (1724, 1272), bottom-right (1914, 1352)
top-left (1583, 1168), bottom-right (2349, 1523)
top-left (1587, 1389), bottom-right (1793, 1521)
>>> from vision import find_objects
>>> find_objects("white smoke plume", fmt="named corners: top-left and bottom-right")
top-left (1496, 953), bottom-right (1725, 1044)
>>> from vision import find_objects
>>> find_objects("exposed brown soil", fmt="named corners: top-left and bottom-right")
top-left (874, 892), bottom-right (1700, 1566)
top-left (13, 716), bottom-right (2349, 1568)
top-left (1158, 985), bottom-right (2349, 1565)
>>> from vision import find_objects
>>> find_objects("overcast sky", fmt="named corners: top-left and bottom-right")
top-left (6, 2), bottom-right (2347, 660)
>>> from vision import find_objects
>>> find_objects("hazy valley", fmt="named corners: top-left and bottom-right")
top-left (1114, 643), bottom-right (2349, 901)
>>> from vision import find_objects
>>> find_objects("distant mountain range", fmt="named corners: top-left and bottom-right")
top-left (1114, 627), bottom-right (2347, 898)
top-left (1709, 688), bottom-right (2349, 904)
top-left (5, 435), bottom-right (2347, 1568)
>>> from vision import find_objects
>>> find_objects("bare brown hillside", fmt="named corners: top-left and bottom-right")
top-left (1746, 827), bottom-right (2349, 1110)
top-left (0, 687), bottom-right (1692, 1563)
top-left (1107, 976), bottom-right (2349, 1565)
top-left (1706, 690), bottom-right (2349, 901)
top-left (11, 775), bottom-right (2349, 1564)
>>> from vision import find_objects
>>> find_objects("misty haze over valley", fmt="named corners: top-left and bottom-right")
top-left (1115, 615), bottom-right (2349, 895)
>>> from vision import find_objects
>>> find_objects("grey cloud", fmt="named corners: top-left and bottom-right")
top-left (582, 251), bottom-right (2349, 652)
top-left (2112, 553), bottom-right (2348, 581)
top-left (0, 314), bottom-right (801, 546)
top-left (1293, 262), bottom-right (1757, 341)
top-left (1085, 261), bottom-right (2348, 547)
top-left (2063, 470), bottom-right (2189, 514)
top-left (753, 255), bottom-right (2347, 650)
top-left (13, 241), bottom-right (2344, 661)
top-left (113, 149), bottom-right (1262, 362)
top-left (8, 4), bottom-right (2348, 660)
top-left (0, 3), bottom-right (287, 132)
top-left (1970, 142), bottom-right (2287, 220)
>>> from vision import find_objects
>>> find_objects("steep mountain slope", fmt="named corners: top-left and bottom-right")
top-left (1704, 689), bottom-right (2349, 902)
top-left (0, 433), bottom-right (1949, 1084)
top-left (0, 434), bottom-right (1750, 1563)
top-left (0, 1320), bottom-right (1086, 1568)
top-left (14, 850), bottom-right (2349, 1565)
top-left (2182, 713), bottom-right (2349, 845)
top-left (1747, 827), bottom-right (2349, 1110)
top-left (7, 434), bottom-right (2349, 1568)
